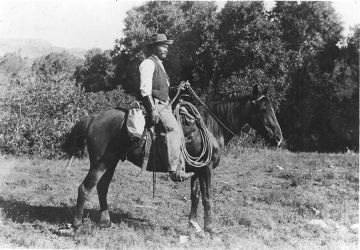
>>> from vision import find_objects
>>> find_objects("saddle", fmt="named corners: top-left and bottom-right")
top-left (123, 101), bottom-right (166, 172)
top-left (123, 100), bottom-right (198, 173)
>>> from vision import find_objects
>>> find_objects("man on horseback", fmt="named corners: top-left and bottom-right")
top-left (139, 33), bottom-right (194, 182)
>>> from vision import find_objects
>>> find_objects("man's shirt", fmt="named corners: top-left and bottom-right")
top-left (139, 55), bottom-right (169, 97)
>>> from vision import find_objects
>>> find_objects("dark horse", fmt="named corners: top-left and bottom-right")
top-left (61, 85), bottom-right (282, 234)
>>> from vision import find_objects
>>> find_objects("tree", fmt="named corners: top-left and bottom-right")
top-left (108, 0), bottom-right (355, 152)
top-left (322, 25), bottom-right (359, 150)
top-left (111, 1), bottom-right (220, 97)
top-left (178, 1), bottom-right (220, 90)
top-left (211, 1), bottom-right (290, 108)
top-left (0, 52), bottom-right (28, 76)
top-left (272, 1), bottom-right (343, 67)
top-left (0, 52), bottom-right (30, 87)
top-left (273, 1), bottom-right (353, 151)
top-left (74, 48), bottom-right (116, 92)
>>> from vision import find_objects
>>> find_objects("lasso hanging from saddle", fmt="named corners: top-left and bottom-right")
top-left (174, 100), bottom-right (213, 167)
top-left (125, 81), bottom-right (213, 173)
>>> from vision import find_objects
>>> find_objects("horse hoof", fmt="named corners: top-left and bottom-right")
top-left (99, 210), bottom-right (111, 228)
top-left (189, 220), bottom-right (205, 237)
top-left (99, 221), bottom-right (111, 228)
top-left (99, 221), bottom-right (112, 228)
top-left (195, 230), bottom-right (206, 238)
top-left (189, 220), bottom-right (202, 233)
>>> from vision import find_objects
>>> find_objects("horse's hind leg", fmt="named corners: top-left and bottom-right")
top-left (97, 164), bottom-right (117, 228)
top-left (189, 174), bottom-right (202, 233)
top-left (73, 167), bottom-right (105, 229)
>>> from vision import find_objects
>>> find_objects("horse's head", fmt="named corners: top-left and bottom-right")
top-left (247, 85), bottom-right (283, 147)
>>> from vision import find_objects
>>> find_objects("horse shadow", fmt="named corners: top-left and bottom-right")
top-left (0, 197), bottom-right (153, 230)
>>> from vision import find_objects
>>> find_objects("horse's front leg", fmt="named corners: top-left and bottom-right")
top-left (189, 174), bottom-right (202, 233)
top-left (199, 165), bottom-right (215, 234)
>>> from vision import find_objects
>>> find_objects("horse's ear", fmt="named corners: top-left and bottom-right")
top-left (252, 85), bottom-right (259, 98)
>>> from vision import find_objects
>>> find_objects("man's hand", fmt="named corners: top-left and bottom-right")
top-left (151, 109), bottom-right (160, 125)
top-left (179, 80), bottom-right (190, 90)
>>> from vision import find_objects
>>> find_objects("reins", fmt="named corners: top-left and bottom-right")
top-left (185, 85), bottom-right (238, 137)
top-left (153, 82), bottom-right (239, 139)
top-left (185, 85), bottom-right (258, 139)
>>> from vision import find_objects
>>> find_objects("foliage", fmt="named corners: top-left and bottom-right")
top-left (74, 48), bottom-right (116, 92)
top-left (107, 0), bottom-right (359, 152)
top-left (274, 2), bottom-right (358, 151)
top-left (320, 26), bottom-right (359, 151)
top-left (0, 1), bottom-right (358, 155)
top-left (111, 1), bottom-right (220, 97)
top-left (0, 52), bottom-right (30, 87)
top-left (110, 1), bottom-right (291, 145)
top-left (31, 51), bottom-right (83, 83)
top-left (272, 1), bottom-right (343, 68)
top-left (111, 1), bottom-right (290, 108)
top-left (113, 1), bottom-right (291, 106)
top-left (0, 52), bottom-right (29, 76)
top-left (0, 77), bottom-right (134, 158)
top-left (211, 1), bottom-right (290, 109)
top-left (347, 24), bottom-right (360, 51)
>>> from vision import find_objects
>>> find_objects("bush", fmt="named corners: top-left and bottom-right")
top-left (0, 76), bottom-right (134, 158)
top-left (32, 51), bottom-right (83, 83)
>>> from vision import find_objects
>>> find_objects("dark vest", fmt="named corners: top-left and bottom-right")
top-left (148, 55), bottom-right (169, 102)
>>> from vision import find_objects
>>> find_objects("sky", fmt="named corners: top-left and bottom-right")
top-left (0, 0), bottom-right (359, 50)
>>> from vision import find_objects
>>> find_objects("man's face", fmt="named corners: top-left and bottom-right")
top-left (154, 44), bottom-right (168, 60)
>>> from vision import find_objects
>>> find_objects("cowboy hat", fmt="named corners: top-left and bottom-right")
top-left (145, 34), bottom-right (173, 45)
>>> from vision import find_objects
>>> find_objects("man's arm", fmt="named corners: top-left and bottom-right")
top-left (139, 59), bottom-right (155, 97)
top-left (169, 81), bottom-right (190, 99)
top-left (139, 59), bottom-right (160, 125)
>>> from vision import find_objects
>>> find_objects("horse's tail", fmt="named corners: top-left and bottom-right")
top-left (61, 115), bottom-right (93, 157)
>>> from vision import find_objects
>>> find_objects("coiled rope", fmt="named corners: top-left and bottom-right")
top-left (174, 100), bottom-right (213, 168)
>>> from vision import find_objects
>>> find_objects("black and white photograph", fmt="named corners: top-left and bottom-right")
top-left (0, 0), bottom-right (359, 249)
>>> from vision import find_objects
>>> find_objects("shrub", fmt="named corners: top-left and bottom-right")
top-left (0, 75), bottom-right (134, 158)
top-left (32, 51), bottom-right (83, 83)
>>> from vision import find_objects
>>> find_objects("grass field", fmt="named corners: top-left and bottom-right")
top-left (0, 148), bottom-right (358, 249)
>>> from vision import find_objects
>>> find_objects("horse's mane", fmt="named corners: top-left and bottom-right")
top-left (200, 95), bottom-right (252, 138)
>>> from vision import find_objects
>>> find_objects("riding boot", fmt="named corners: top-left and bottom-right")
top-left (169, 158), bottom-right (194, 182)
top-left (169, 170), bottom-right (194, 182)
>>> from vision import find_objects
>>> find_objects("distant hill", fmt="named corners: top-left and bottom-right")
top-left (0, 39), bottom-right (87, 59)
